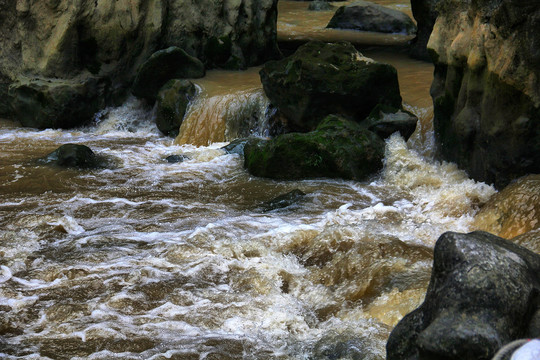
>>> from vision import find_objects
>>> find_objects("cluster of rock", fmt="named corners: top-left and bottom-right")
top-left (245, 41), bottom-right (417, 181)
top-left (0, 0), bottom-right (279, 129)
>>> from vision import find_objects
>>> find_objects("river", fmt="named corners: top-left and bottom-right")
top-left (0, 1), bottom-right (502, 359)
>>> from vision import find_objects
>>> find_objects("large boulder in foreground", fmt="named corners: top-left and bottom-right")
top-left (429, 0), bottom-right (540, 189)
top-left (327, 1), bottom-right (417, 35)
top-left (244, 115), bottom-right (385, 180)
top-left (259, 41), bottom-right (402, 132)
top-left (387, 231), bottom-right (540, 360)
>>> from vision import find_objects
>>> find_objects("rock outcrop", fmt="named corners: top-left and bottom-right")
top-left (260, 41), bottom-right (402, 132)
top-left (409, 0), bottom-right (441, 60)
top-left (0, 0), bottom-right (279, 128)
top-left (327, 1), bottom-right (417, 35)
top-left (428, 0), bottom-right (540, 189)
top-left (244, 115), bottom-right (385, 180)
top-left (387, 231), bottom-right (540, 360)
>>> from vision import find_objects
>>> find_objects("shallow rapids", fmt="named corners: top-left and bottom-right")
top-left (0, 97), bottom-right (495, 359)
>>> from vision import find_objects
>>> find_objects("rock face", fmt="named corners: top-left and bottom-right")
top-left (155, 79), bottom-right (198, 137)
top-left (409, 0), bottom-right (441, 60)
top-left (327, 1), bottom-right (417, 35)
top-left (387, 231), bottom-right (540, 360)
top-left (244, 115), bottom-right (386, 180)
top-left (260, 41), bottom-right (402, 132)
top-left (0, 0), bottom-right (279, 127)
top-left (428, 0), bottom-right (540, 189)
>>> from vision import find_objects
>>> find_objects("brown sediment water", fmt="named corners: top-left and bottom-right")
top-left (2, 1), bottom-right (533, 359)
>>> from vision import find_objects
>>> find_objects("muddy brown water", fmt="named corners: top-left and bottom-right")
top-left (0, 1), bottom-right (535, 359)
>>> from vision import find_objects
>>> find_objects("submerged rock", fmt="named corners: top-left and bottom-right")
top-left (244, 115), bottom-right (385, 180)
top-left (387, 231), bottom-right (540, 360)
top-left (308, 0), bottom-right (335, 11)
top-left (165, 154), bottom-right (188, 163)
top-left (155, 79), bottom-right (198, 137)
top-left (222, 138), bottom-right (250, 156)
top-left (429, 0), bottom-right (540, 189)
top-left (132, 47), bottom-right (204, 103)
top-left (260, 41), bottom-right (402, 132)
top-left (363, 105), bottom-right (418, 141)
top-left (327, 1), bottom-right (417, 35)
top-left (259, 189), bottom-right (306, 212)
top-left (38, 144), bottom-right (106, 169)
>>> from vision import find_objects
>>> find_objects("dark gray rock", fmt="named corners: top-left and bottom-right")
top-left (327, 1), bottom-right (417, 35)
top-left (38, 144), bottom-right (106, 169)
top-left (409, 0), bottom-right (441, 60)
top-left (165, 154), bottom-right (188, 163)
top-left (132, 47), bottom-right (205, 103)
top-left (364, 105), bottom-right (418, 140)
top-left (260, 189), bottom-right (306, 212)
top-left (387, 231), bottom-right (540, 360)
top-left (259, 41), bottom-right (402, 132)
top-left (244, 115), bottom-right (385, 180)
top-left (222, 138), bottom-right (250, 156)
top-left (308, 0), bottom-right (335, 11)
top-left (155, 79), bottom-right (198, 137)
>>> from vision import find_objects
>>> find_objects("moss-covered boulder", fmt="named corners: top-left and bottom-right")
top-left (327, 1), bottom-right (417, 35)
top-left (244, 115), bottom-right (385, 180)
top-left (38, 144), bottom-right (106, 169)
top-left (8, 76), bottom-right (109, 129)
top-left (259, 41), bottom-right (402, 132)
top-left (132, 47), bottom-right (205, 103)
top-left (155, 79), bottom-right (197, 137)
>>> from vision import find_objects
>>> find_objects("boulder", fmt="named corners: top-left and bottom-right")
top-left (244, 115), bottom-right (385, 180)
top-left (132, 47), bottom-right (204, 103)
top-left (363, 105), bottom-right (418, 141)
top-left (429, 0), bottom-right (540, 189)
top-left (409, 0), bottom-right (442, 60)
top-left (387, 231), bottom-right (540, 360)
top-left (165, 154), bottom-right (188, 163)
top-left (155, 79), bottom-right (198, 137)
top-left (327, 1), bottom-right (417, 35)
top-left (222, 138), bottom-right (250, 156)
top-left (0, 0), bottom-right (279, 127)
top-left (308, 0), bottom-right (335, 11)
top-left (9, 76), bottom-right (109, 129)
top-left (38, 144), bottom-right (105, 169)
top-left (259, 41), bottom-right (402, 132)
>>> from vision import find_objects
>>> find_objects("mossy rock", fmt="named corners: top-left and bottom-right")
top-left (155, 79), bottom-right (197, 137)
top-left (132, 47), bottom-right (205, 103)
top-left (244, 115), bottom-right (385, 180)
top-left (259, 41), bottom-right (402, 132)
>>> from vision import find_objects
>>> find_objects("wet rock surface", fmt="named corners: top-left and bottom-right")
top-left (429, 0), bottom-right (540, 189)
top-left (387, 231), bottom-right (540, 360)
top-left (155, 79), bottom-right (198, 137)
top-left (327, 1), bottom-right (417, 35)
top-left (260, 41), bottom-right (402, 132)
top-left (38, 144), bottom-right (107, 169)
top-left (244, 115), bottom-right (385, 180)
top-left (259, 189), bottom-right (307, 212)
top-left (363, 105), bottom-right (418, 141)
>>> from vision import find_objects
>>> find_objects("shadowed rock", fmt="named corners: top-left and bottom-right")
top-left (38, 144), bottom-right (107, 169)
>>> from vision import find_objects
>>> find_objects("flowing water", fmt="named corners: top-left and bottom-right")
top-left (0, 1), bottom-right (517, 359)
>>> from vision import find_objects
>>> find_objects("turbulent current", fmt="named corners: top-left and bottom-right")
top-left (0, 1), bottom-right (503, 359)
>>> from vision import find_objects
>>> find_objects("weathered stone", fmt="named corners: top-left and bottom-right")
top-left (327, 1), bottom-right (417, 35)
top-left (9, 76), bottom-right (109, 129)
top-left (308, 0), bottom-right (335, 11)
top-left (244, 115), bottom-right (385, 180)
top-left (0, 0), bottom-right (279, 127)
top-left (165, 154), bottom-right (188, 163)
top-left (260, 189), bottom-right (306, 212)
top-left (428, 0), bottom-right (540, 189)
top-left (387, 231), bottom-right (540, 360)
top-left (38, 144), bottom-right (105, 169)
top-left (409, 0), bottom-right (441, 60)
top-left (259, 41), bottom-right (402, 132)
top-left (222, 138), bottom-right (250, 156)
top-left (363, 105), bottom-right (418, 141)
top-left (132, 47), bottom-right (204, 103)
top-left (155, 79), bottom-right (198, 137)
